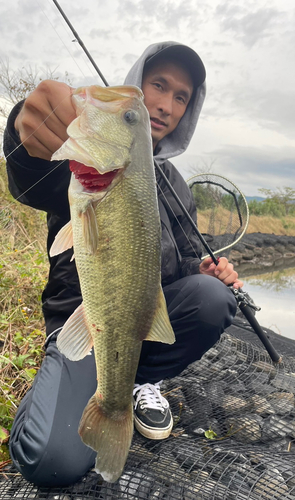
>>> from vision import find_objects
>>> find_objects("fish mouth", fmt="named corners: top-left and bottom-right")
top-left (70, 161), bottom-right (120, 192)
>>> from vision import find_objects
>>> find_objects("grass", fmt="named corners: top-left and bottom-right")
top-left (0, 158), bottom-right (47, 464)
top-left (197, 207), bottom-right (295, 237)
top-left (247, 214), bottom-right (295, 236)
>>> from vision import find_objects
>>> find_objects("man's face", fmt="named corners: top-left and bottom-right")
top-left (141, 60), bottom-right (193, 150)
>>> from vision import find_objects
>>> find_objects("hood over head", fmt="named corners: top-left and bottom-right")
top-left (124, 41), bottom-right (206, 164)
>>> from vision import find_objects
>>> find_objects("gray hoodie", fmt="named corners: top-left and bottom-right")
top-left (4, 41), bottom-right (206, 333)
top-left (124, 41), bottom-right (206, 164)
top-left (124, 41), bottom-right (206, 285)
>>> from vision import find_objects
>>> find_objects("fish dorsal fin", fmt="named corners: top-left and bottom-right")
top-left (56, 303), bottom-right (93, 361)
top-left (49, 221), bottom-right (73, 257)
top-left (145, 287), bottom-right (175, 344)
top-left (82, 202), bottom-right (99, 254)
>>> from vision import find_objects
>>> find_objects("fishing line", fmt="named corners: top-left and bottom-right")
top-left (4, 0), bottom-right (106, 196)
top-left (39, 0), bottom-right (98, 81)
top-left (12, 160), bottom-right (67, 204)
top-left (4, 93), bottom-right (72, 161)
top-left (51, 0), bottom-right (109, 86)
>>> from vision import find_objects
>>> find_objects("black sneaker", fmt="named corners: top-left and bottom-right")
top-left (133, 382), bottom-right (173, 440)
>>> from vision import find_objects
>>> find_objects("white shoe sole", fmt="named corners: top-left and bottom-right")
top-left (134, 414), bottom-right (173, 440)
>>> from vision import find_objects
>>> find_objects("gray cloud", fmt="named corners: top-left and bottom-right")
top-left (1, 0), bottom-right (294, 201)
top-left (117, 0), bottom-right (206, 38)
top-left (122, 52), bottom-right (139, 66)
top-left (89, 28), bottom-right (118, 41)
top-left (174, 141), bottom-right (295, 192)
top-left (216, 4), bottom-right (284, 48)
top-left (204, 145), bottom-right (295, 194)
top-left (204, 83), bottom-right (295, 140)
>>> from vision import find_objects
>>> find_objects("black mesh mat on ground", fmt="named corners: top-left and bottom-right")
top-left (2, 316), bottom-right (295, 499)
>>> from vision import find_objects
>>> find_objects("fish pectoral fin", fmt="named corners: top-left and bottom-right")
top-left (145, 287), bottom-right (175, 344)
top-left (56, 303), bottom-right (93, 361)
top-left (49, 220), bottom-right (73, 257)
top-left (79, 397), bottom-right (133, 483)
top-left (82, 202), bottom-right (99, 254)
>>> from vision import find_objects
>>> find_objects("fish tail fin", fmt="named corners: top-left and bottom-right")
top-left (78, 394), bottom-right (133, 483)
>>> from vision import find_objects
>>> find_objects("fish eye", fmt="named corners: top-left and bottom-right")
top-left (123, 110), bottom-right (139, 125)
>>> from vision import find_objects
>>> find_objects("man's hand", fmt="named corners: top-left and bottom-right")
top-left (199, 256), bottom-right (243, 289)
top-left (14, 80), bottom-right (76, 161)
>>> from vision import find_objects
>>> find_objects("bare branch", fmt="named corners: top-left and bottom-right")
top-left (0, 58), bottom-right (72, 140)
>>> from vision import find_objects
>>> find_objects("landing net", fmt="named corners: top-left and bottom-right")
top-left (187, 173), bottom-right (249, 258)
top-left (2, 317), bottom-right (295, 499)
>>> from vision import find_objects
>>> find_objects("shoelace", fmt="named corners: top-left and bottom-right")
top-left (133, 382), bottom-right (168, 411)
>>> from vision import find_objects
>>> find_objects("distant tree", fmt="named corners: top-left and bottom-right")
top-left (259, 187), bottom-right (295, 216)
top-left (248, 187), bottom-right (295, 217)
top-left (191, 183), bottom-right (212, 210)
top-left (187, 158), bottom-right (217, 177)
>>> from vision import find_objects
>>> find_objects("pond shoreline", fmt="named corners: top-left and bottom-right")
top-left (228, 232), bottom-right (295, 277)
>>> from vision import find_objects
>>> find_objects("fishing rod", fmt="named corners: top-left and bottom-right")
top-left (51, 0), bottom-right (282, 363)
top-left (155, 166), bottom-right (281, 363)
top-left (52, 0), bottom-right (109, 86)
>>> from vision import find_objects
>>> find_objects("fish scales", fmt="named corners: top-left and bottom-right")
top-left (73, 158), bottom-right (161, 410)
top-left (50, 85), bottom-right (175, 482)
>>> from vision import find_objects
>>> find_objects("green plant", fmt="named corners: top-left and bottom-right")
top-left (0, 157), bottom-right (47, 464)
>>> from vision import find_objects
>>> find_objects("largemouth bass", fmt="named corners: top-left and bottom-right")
top-left (50, 85), bottom-right (175, 482)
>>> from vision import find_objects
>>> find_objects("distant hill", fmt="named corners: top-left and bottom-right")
top-left (246, 196), bottom-right (265, 203)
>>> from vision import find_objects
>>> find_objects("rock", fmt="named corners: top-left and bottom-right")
top-left (250, 394), bottom-right (275, 415)
top-left (225, 414), bottom-right (263, 442)
top-left (268, 392), bottom-right (295, 415)
top-left (168, 435), bottom-right (205, 470)
top-left (221, 395), bottom-right (250, 414)
top-left (119, 470), bottom-right (154, 499)
top-left (241, 249), bottom-right (255, 260)
top-left (252, 468), bottom-right (289, 499)
top-left (252, 359), bottom-right (277, 375)
top-left (265, 437), bottom-right (292, 452)
top-left (271, 373), bottom-right (295, 392)
top-left (227, 233), bottom-right (295, 273)
top-left (11, 487), bottom-right (40, 499)
top-left (229, 249), bottom-right (243, 262)
top-left (185, 472), bottom-right (232, 500)
top-left (274, 243), bottom-right (286, 253)
top-left (262, 415), bottom-right (295, 440)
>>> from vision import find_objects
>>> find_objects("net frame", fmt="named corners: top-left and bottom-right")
top-left (187, 173), bottom-right (250, 258)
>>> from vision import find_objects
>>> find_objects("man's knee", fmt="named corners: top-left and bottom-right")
top-left (10, 431), bottom-right (95, 487)
top-left (165, 274), bottom-right (237, 324)
top-left (9, 344), bottom-right (97, 488)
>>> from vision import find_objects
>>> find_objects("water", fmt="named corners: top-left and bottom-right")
top-left (241, 267), bottom-right (295, 340)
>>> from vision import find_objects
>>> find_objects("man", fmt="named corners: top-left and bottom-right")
top-left (4, 41), bottom-right (242, 487)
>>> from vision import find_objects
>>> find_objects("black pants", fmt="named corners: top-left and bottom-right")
top-left (9, 275), bottom-right (236, 487)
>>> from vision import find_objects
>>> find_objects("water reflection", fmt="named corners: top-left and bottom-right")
top-left (241, 267), bottom-right (295, 340)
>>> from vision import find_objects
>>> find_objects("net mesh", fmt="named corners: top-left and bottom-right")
top-left (187, 174), bottom-right (249, 257)
top-left (2, 317), bottom-right (295, 499)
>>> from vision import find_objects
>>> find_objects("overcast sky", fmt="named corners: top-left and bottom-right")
top-left (0, 0), bottom-right (294, 195)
